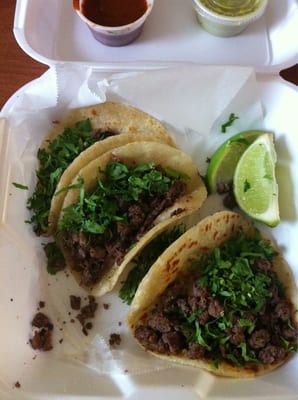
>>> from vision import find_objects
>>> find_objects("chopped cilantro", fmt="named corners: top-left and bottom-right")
top-left (43, 241), bottom-right (66, 275)
top-left (12, 182), bottom-right (29, 190)
top-left (197, 233), bottom-right (276, 314)
top-left (280, 337), bottom-right (298, 353)
top-left (167, 232), bottom-right (295, 367)
top-left (59, 162), bottom-right (186, 235)
top-left (27, 119), bottom-right (101, 235)
top-left (238, 318), bottom-right (255, 334)
top-left (221, 113), bottom-right (239, 133)
top-left (119, 225), bottom-right (185, 304)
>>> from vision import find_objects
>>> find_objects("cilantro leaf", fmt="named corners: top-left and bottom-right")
top-left (27, 119), bottom-right (101, 235)
top-left (43, 241), bottom-right (65, 275)
top-left (221, 113), bottom-right (239, 133)
top-left (12, 182), bottom-right (29, 190)
top-left (163, 232), bottom-right (293, 368)
top-left (58, 162), bottom-right (184, 236)
top-left (119, 225), bottom-right (185, 304)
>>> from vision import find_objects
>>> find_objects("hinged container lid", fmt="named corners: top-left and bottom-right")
top-left (13, 0), bottom-right (298, 73)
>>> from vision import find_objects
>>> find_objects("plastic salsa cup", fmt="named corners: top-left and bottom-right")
top-left (73, 0), bottom-right (154, 47)
top-left (192, 0), bottom-right (268, 37)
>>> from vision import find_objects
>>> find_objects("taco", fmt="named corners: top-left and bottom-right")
top-left (127, 211), bottom-right (298, 377)
top-left (27, 101), bottom-right (175, 236)
top-left (56, 141), bottom-right (207, 297)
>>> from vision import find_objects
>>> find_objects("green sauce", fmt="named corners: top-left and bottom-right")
top-left (199, 0), bottom-right (263, 17)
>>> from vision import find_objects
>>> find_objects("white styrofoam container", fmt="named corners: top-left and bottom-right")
top-left (1, 70), bottom-right (298, 400)
top-left (13, 0), bottom-right (298, 72)
top-left (0, 1), bottom-right (298, 400)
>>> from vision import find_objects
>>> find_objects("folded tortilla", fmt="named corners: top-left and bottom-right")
top-left (127, 211), bottom-right (298, 377)
top-left (44, 101), bottom-right (174, 145)
top-left (57, 141), bottom-right (207, 297)
top-left (43, 101), bottom-right (176, 235)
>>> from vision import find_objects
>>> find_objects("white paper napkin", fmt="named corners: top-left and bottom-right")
top-left (0, 63), bottom-right (265, 376)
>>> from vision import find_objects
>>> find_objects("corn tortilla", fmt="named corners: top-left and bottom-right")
top-left (58, 141), bottom-right (207, 297)
top-left (43, 102), bottom-right (176, 234)
top-left (127, 211), bottom-right (298, 377)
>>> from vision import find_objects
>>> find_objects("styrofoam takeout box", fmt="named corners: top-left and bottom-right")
top-left (0, 1), bottom-right (298, 400)
top-left (12, 0), bottom-right (298, 72)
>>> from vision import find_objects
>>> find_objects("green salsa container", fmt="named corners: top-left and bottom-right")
top-left (192, 0), bottom-right (268, 37)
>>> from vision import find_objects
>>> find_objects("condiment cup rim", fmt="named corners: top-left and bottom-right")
top-left (75, 0), bottom-right (154, 32)
top-left (192, 0), bottom-right (268, 24)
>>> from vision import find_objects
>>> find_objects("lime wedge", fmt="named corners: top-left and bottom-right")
top-left (206, 130), bottom-right (267, 193)
top-left (233, 133), bottom-right (280, 227)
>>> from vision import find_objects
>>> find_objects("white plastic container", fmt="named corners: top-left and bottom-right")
top-left (74, 0), bottom-right (154, 46)
top-left (0, 1), bottom-right (297, 400)
top-left (192, 0), bottom-right (268, 37)
top-left (12, 0), bottom-right (298, 72)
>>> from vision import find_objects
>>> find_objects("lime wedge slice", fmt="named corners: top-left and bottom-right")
top-left (206, 130), bottom-right (267, 193)
top-left (233, 133), bottom-right (280, 227)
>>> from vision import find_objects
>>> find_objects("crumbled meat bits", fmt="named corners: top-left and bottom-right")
top-left (70, 295), bottom-right (81, 310)
top-left (38, 300), bottom-right (45, 309)
top-left (70, 295), bottom-right (98, 336)
top-left (109, 333), bottom-right (121, 347)
top-left (216, 181), bottom-right (238, 210)
top-left (30, 312), bottom-right (54, 351)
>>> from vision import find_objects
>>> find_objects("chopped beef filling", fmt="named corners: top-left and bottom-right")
top-left (216, 180), bottom-right (237, 210)
top-left (75, 295), bottom-right (98, 336)
top-left (70, 295), bottom-right (81, 310)
top-left (63, 168), bottom-right (186, 287)
top-left (109, 333), bottom-right (122, 347)
top-left (30, 312), bottom-right (54, 351)
top-left (134, 253), bottom-right (298, 367)
top-left (91, 130), bottom-right (116, 141)
top-left (38, 300), bottom-right (45, 309)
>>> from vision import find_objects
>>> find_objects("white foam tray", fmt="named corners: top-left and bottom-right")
top-left (14, 0), bottom-right (298, 72)
top-left (0, 0), bottom-right (297, 399)
top-left (0, 67), bottom-right (298, 400)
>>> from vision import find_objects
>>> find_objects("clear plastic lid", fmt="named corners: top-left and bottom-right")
top-left (194, 0), bottom-right (268, 20)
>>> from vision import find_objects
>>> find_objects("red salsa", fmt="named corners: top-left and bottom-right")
top-left (78, 0), bottom-right (148, 27)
